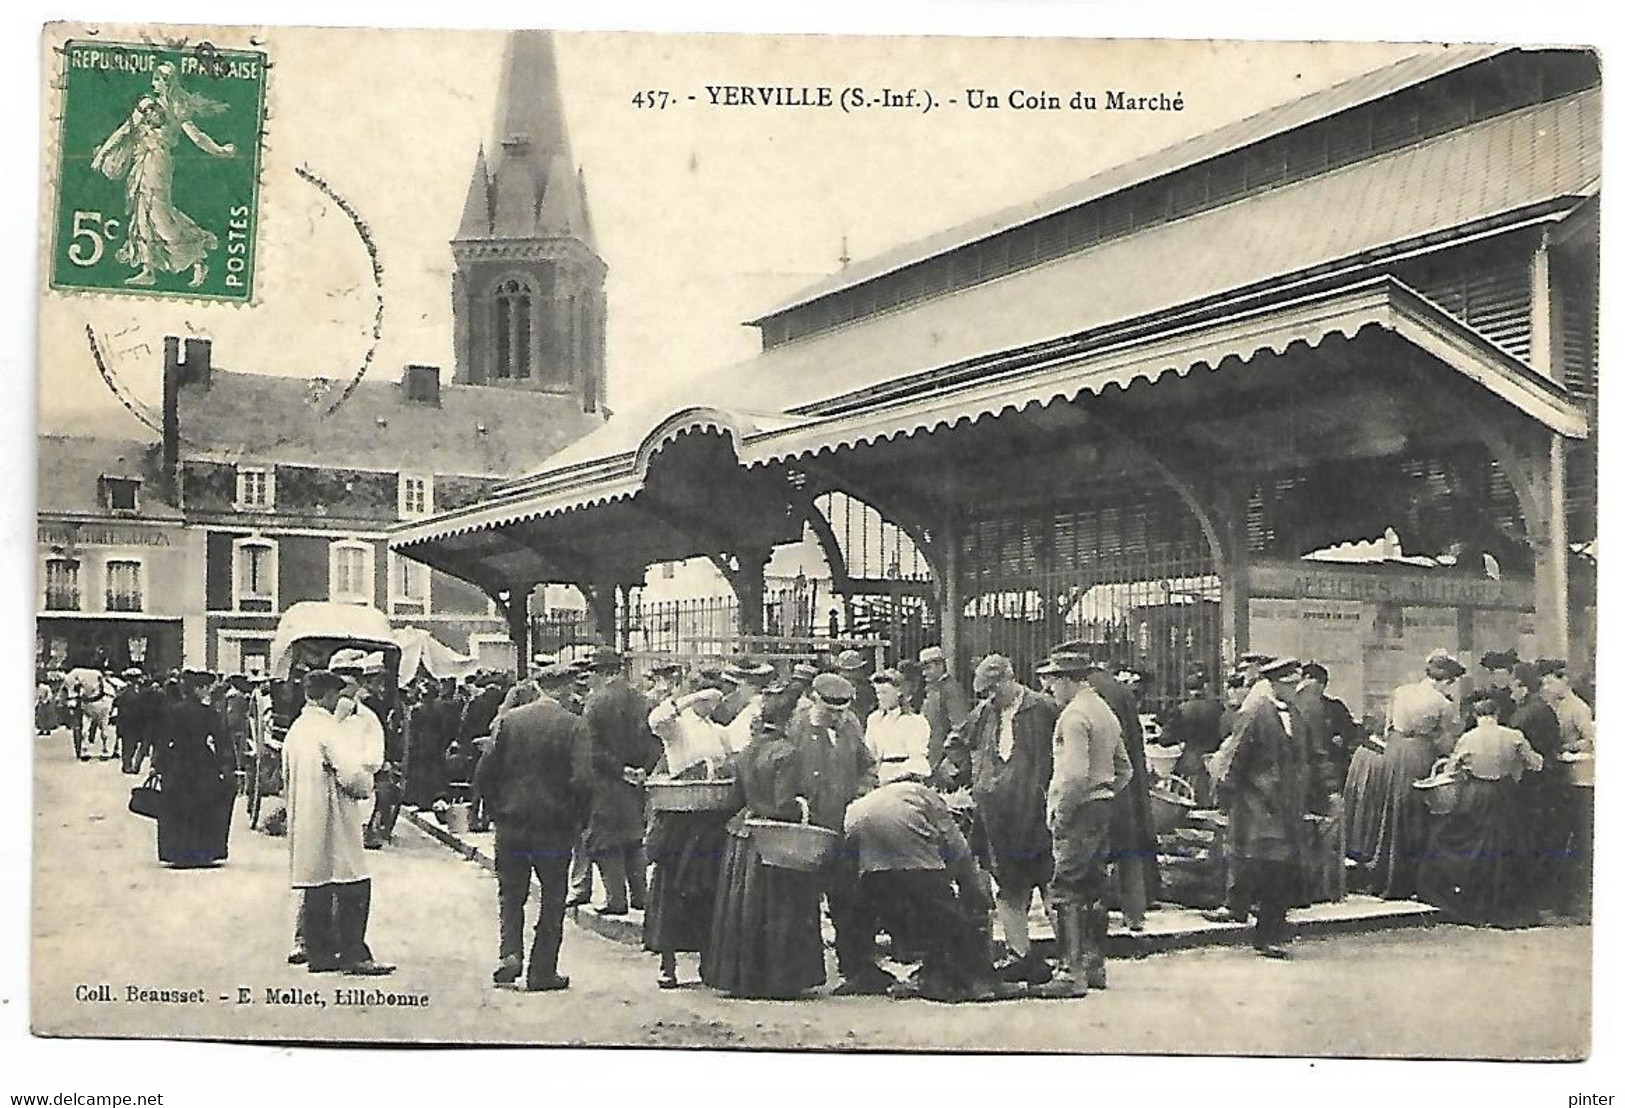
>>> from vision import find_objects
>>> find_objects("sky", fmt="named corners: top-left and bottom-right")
top-left (36, 28), bottom-right (1429, 438)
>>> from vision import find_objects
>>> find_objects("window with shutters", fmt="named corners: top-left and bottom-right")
top-left (44, 558), bottom-right (80, 611)
top-left (329, 540), bottom-right (375, 605)
top-left (389, 551), bottom-right (430, 616)
top-left (105, 560), bottom-right (143, 612)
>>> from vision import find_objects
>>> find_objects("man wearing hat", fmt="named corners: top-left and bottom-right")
top-left (790, 671), bottom-right (892, 995)
top-left (939, 654), bottom-right (1059, 984)
top-left (1212, 658), bottom-right (1332, 958)
top-left (836, 649), bottom-right (879, 724)
top-left (579, 649), bottom-right (661, 916)
top-left (919, 646), bottom-right (971, 778)
top-left (115, 668), bottom-right (151, 774)
top-left (721, 658), bottom-right (776, 749)
top-left (285, 668), bottom-right (395, 977)
top-left (477, 664), bottom-right (593, 991)
top-left (329, 650), bottom-right (392, 849)
top-left (1032, 648), bottom-right (1132, 997)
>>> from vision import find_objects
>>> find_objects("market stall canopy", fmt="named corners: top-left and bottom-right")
top-left (269, 601), bottom-right (402, 680)
top-left (394, 626), bottom-right (479, 683)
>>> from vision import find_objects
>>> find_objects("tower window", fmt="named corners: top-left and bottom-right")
top-left (494, 277), bottom-right (533, 380)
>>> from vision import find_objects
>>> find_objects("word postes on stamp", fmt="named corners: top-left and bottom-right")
top-left (50, 39), bottom-right (267, 302)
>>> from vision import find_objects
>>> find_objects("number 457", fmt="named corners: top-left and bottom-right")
top-left (66, 210), bottom-right (121, 267)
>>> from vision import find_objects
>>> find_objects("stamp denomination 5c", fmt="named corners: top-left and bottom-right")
top-left (50, 39), bottom-right (267, 301)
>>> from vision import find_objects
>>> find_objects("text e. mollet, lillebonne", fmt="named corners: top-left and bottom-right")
top-left (248, 985), bottom-right (432, 1008)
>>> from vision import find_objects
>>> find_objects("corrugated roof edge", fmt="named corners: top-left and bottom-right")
top-left (747, 44), bottom-right (1513, 323)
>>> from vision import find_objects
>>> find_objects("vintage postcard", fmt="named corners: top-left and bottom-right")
top-left (32, 20), bottom-right (1598, 1057)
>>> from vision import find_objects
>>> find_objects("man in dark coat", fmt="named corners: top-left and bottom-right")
top-left (1293, 663), bottom-right (1361, 791)
top-left (477, 665), bottom-right (594, 991)
top-left (835, 649), bottom-right (879, 724)
top-left (788, 672), bottom-right (890, 995)
top-left (1076, 654), bottom-right (1160, 925)
top-left (580, 649), bottom-right (661, 916)
top-left (459, 676), bottom-right (507, 832)
top-left (115, 669), bottom-right (149, 775)
top-left (940, 653), bottom-right (1058, 984)
top-left (1171, 671), bottom-right (1224, 805)
top-left (919, 646), bottom-right (971, 778)
top-left (1215, 658), bottom-right (1331, 958)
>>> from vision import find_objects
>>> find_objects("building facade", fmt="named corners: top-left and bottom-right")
top-left (36, 435), bottom-right (204, 674)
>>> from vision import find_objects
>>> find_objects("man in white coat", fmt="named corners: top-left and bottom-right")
top-left (284, 668), bottom-right (395, 976)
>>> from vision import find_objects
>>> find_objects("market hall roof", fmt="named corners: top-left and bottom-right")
top-left (174, 368), bottom-right (605, 476)
top-left (392, 49), bottom-right (1597, 571)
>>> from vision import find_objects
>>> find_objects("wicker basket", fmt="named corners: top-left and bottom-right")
top-left (647, 778), bottom-right (736, 813)
top-left (745, 819), bottom-right (839, 872)
top-left (1412, 757), bottom-right (1464, 816)
top-left (1149, 775), bottom-right (1198, 834)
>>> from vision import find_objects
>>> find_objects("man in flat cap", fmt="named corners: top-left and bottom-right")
top-left (940, 653), bottom-right (1059, 985)
top-left (836, 649), bottom-right (879, 724)
top-left (1211, 658), bottom-right (1331, 958)
top-left (919, 646), bottom-right (971, 779)
top-left (1032, 648), bottom-right (1131, 997)
top-left (1538, 658), bottom-right (1594, 919)
top-left (580, 649), bottom-right (661, 916)
top-left (790, 671), bottom-right (890, 995)
top-left (477, 664), bottom-right (593, 991)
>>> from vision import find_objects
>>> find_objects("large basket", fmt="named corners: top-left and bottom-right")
top-left (647, 778), bottom-right (736, 813)
top-left (1145, 742), bottom-right (1184, 780)
top-left (1149, 775), bottom-right (1198, 834)
top-left (1413, 757), bottom-right (1464, 816)
top-left (745, 819), bottom-right (839, 872)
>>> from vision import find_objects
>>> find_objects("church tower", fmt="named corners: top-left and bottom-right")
top-left (452, 31), bottom-right (607, 411)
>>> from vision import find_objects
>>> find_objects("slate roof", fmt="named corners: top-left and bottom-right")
top-left (528, 81), bottom-right (1599, 478)
top-left (753, 45), bottom-right (1507, 320)
top-left (176, 369), bottom-right (606, 476)
top-left (37, 435), bottom-right (180, 520)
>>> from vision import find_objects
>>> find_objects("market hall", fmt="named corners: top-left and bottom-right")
top-left (391, 45), bottom-right (1597, 727)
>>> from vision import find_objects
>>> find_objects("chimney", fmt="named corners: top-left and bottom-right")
top-left (161, 336), bottom-right (212, 504)
top-left (402, 364), bottom-right (442, 406)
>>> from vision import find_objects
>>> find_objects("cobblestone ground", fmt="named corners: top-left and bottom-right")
top-left (30, 729), bottom-right (1589, 1057)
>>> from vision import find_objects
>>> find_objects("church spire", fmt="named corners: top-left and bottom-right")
top-left (478, 29), bottom-right (587, 241)
top-left (455, 146), bottom-right (492, 240)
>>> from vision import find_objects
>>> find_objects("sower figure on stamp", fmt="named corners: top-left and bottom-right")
top-left (284, 669), bottom-right (395, 977)
top-left (1031, 647), bottom-right (1131, 998)
top-left (89, 61), bottom-right (237, 288)
top-left (477, 664), bottom-right (594, 992)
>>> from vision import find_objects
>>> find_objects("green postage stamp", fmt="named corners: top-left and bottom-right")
top-left (49, 39), bottom-right (267, 301)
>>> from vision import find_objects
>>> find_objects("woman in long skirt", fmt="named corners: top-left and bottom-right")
top-left (701, 694), bottom-right (825, 999)
top-left (154, 673), bottom-right (236, 868)
top-left (1419, 694), bottom-right (1544, 926)
top-left (1344, 650), bottom-right (1465, 898)
top-left (644, 683), bottom-right (736, 988)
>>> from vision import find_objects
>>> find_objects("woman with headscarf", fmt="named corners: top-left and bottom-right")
top-left (1344, 649), bottom-right (1465, 899)
top-left (700, 690), bottom-right (826, 999)
top-left (643, 684), bottom-right (735, 989)
top-left (1418, 693), bottom-right (1544, 926)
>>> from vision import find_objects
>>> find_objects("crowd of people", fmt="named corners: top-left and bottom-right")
top-left (42, 630), bottom-right (1596, 1001)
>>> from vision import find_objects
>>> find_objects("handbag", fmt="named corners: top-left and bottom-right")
top-left (128, 771), bottom-right (164, 820)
